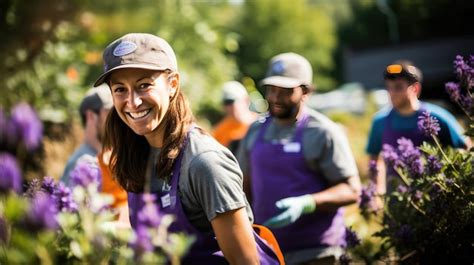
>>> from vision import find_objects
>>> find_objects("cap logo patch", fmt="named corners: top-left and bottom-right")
top-left (272, 60), bottom-right (285, 75)
top-left (113, 41), bottom-right (137, 57)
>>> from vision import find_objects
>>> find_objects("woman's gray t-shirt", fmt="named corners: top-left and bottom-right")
top-left (150, 129), bottom-right (253, 233)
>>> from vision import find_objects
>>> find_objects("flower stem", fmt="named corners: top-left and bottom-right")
top-left (394, 167), bottom-right (410, 186)
top-left (432, 136), bottom-right (460, 176)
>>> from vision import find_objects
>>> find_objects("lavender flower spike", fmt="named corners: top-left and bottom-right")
top-left (368, 159), bottom-right (378, 180)
top-left (445, 82), bottom-right (461, 102)
top-left (382, 144), bottom-right (400, 168)
top-left (10, 103), bottom-right (43, 152)
top-left (418, 111), bottom-right (440, 136)
top-left (41, 176), bottom-right (57, 195)
top-left (25, 192), bottom-right (58, 232)
top-left (137, 194), bottom-right (162, 228)
top-left (131, 225), bottom-right (154, 260)
top-left (426, 155), bottom-right (443, 175)
top-left (343, 226), bottom-right (361, 248)
top-left (359, 181), bottom-right (378, 216)
top-left (0, 152), bottom-right (22, 194)
top-left (453, 55), bottom-right (471, 80)
top-left (70, 155), bottom-right (101, 189)
top-left (53, 182), bottom-right (77, 212)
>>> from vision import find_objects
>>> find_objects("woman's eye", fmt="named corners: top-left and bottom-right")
top-left (139, 83), bottom-right (152, 90)
top-left (113, 87), bottom-right (125, 93)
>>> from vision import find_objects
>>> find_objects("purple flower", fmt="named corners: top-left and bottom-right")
top-left (382, 144), bottom-right (401, 168)
top-left (445, 82), bottom-right (461, 102)
top-left (25, 192), bottom-right (58, 232)
top-left (418, 111), bottom-right (440, 136)
top-left (454, 55), bottom-right (472, 81)
top-left (397, 138), bottom-right (424, 177)
top-left (426, 155), bottom-right (442, 175)
top-left (24, 178), bottom-right (42, 199)
top-left (137, 194), bottom-right (162, 228)
top-left (0, 152), bottom-right (22, 194)
top-left (10, 103), bottom-right (43, 152)
top-left (53, 182), bottom-right (77, 212)
top-left (445, 178), bottom-right (454, 187)
top-left (359, 182), bottom-right (377, 216)
top-left (412, 190), bottom-right (423, 202)
top-left (397, 184), bottom-right (409, 194)
top-left (130, 225), bottom-right (154, 260)
top-left (41, 176), bottom-right (56, 195)
top-left (0, 215), bottom-right (8, 244)
top-left (343, 227), bottom-right (361, 248)
top-left (368, 160), bottom-right (378, 180)
top-left (70, 157), bottom-right (101, 189)
top-left (430, 183), bottom-right (442, 197)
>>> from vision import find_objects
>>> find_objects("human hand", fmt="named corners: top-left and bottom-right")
top-left (263, 194), bottom-right (316, 229)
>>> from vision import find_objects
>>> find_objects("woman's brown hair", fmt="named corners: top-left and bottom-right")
top-left (103, 72), bottom-right (194, 192)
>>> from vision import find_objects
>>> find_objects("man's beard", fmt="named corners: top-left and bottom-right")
top-left (268, 102), bottom-right (298, 119)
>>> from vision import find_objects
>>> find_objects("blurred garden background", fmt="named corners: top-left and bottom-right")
top-left (1, 0), bottom-right (473, 262)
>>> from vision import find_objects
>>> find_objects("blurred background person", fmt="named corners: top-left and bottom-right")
top-left (212, 81), bottom-right (257, 154)
top-left (61, 84), bottom-right (113, 184)
top-left (61, 85), bottom-right (128, 216)
top-left (366, 60), bottom-right (469, 195)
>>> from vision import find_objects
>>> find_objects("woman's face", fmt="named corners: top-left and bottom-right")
top-left (109, 68), bottom-right (179, 144)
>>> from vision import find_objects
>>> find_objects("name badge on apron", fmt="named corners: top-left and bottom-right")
top-left (283, 142), bottom-right (301, 153)
top-left (161, 193), bottom-right (171, 208)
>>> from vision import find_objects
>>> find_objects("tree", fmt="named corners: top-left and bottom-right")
top-left (235, 0), bottom-right (338, 92)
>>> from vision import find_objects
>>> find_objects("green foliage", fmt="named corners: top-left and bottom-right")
top-left (0, 183), bottom-right (193, 265)
top-left (374, 142), bottom-right (473, 264)
top-left (235, 0), bottom-right (338, 92)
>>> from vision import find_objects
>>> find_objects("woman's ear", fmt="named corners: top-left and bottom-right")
top-left (167, 72), bottom-right (180, 97)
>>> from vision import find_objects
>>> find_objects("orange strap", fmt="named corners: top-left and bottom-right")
top-left (253, 224), bottom-right (285, 265)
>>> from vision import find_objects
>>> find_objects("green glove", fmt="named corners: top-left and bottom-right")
top-left (263, 194), bottom-right (316, 229)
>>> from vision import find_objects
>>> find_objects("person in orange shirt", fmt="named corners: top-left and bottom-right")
top-left (212, 81), bottom-right (257, 154)
top-left (98, 150), bottom-right (129, 226)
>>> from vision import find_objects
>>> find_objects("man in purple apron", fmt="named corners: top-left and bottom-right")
top-left (366, 61), bottom-right (468, 194)
top-left (237, 53), bottom-right (361, 264)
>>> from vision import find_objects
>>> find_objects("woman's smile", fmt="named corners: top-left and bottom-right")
top-left (127, 108), bottom-right (152, 120)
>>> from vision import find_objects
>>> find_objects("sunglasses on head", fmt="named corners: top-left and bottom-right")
top-left (384, 64), bottom-right (420, 83)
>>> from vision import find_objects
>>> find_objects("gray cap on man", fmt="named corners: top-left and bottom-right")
top-left (261, 52), bottom-right (313, 88)
top-left (79, 84), bottom-right (113, 115)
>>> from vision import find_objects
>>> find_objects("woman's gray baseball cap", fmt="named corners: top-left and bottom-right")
top-left (94, 33), bottom-right (177, 87)
top-left (260, 52), bottom-right (313, 89)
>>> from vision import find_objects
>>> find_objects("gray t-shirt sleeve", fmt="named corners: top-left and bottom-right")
top-left (187, 150), bottom-right (249, 221)
top-left (303, 122), bottom-right (358, 184)
top-left (236, 121), bottom-right (261, 176)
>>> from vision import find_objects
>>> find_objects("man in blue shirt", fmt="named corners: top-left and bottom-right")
top-left (366, 61), bottom-right (469, 195)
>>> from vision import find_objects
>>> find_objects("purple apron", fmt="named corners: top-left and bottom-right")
top-left (250, 114), bottom-right (345, 253)
top-left (128, 128), bottom-right (280, 264)
top-left (381, 107), bottom-right (431, 150)
top-left (382, 107), bottom-right (431, 191)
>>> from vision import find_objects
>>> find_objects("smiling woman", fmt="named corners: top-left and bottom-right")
top-left (95, 33), bottom-right (281, 265)
top-left (108, 69), bottom-right (174, 145)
